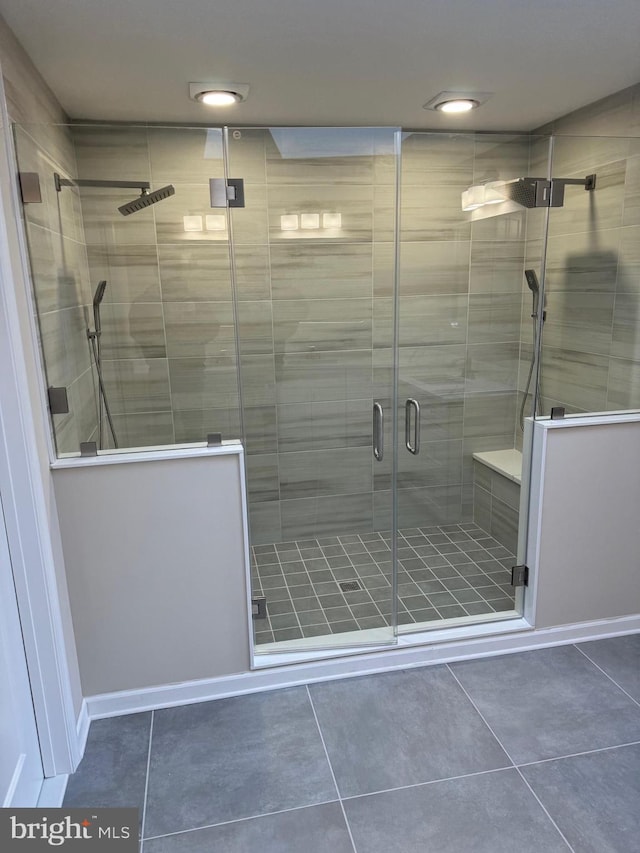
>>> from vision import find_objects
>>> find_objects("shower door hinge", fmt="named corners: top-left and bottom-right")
top-left (251, 597), bottom-right (267, 619)
top-left (209, 177), bottom-right (245, 208)
top-left (47, 386), bottom-right (69, 415)
top-left (550, 406), bottom-right (566, 420)
top-left (510, 565), bottom-right (529, 587)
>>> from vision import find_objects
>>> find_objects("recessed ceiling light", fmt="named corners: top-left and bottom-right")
top-left (435, 98), bottom-right (478, 114)
top-left (197, 91), bottom-right (241, 107)
top-left (423, 90), bottom-right (492, 113)
top-left (189, 82), bottom-right (250, 106)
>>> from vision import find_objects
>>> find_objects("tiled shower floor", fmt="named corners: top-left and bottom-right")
top-left (252, 523), bottom-right (517, 645)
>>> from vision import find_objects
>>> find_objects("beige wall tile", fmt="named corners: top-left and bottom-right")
top-left (102, 357), bottom-right (172, 414)
top-left (87, 245), bottom-right (161, 303)
top-left (272, 297), bottom-right (372, 353)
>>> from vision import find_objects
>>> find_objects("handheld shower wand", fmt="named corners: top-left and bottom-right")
top-left (519, 270), bottom-right (545, 430)
top-left (92, 278), bottom-right (107, 337)
top-left (524, 269), bottom-right (540, 319)
top-left (88, 281), bottom-right (118, 449)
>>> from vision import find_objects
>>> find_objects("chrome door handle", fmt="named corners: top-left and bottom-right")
top-left (405, 398), bottom-right (420, 455)
top-left (373, 402), bottom-right (384, 461)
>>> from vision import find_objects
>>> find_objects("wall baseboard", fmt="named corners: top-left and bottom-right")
top-left (37, 774), bottom-right (69, 808)
top-left (85, 614), bottom-right (640, 721)
top-left (76, 699), bottom-right (90, 759)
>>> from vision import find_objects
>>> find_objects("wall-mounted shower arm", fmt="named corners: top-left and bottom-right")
top-left (54, 172), bottom-right (150, 192)
top-left (549, 173), bottom-right (596, 206)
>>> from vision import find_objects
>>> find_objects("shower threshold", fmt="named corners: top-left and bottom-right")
top-left (252, 523), bottom-right (517, 649)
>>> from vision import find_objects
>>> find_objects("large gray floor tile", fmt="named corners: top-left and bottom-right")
top-left (344, 768), bottom-right (568, 853)
top-left (308, 667), bottom-right (510, 797)
top-left (522, 744), bottom-right (640, 853)
top-left (577, 634), bottom-right (640, 702)
top-left (63, 712), bottom-right (151, 812)
top-left (449, 646), bottom-right (640, 764)
top-left (144, 688), bottom-right (337, 837)
top-left (144, 802), bottom-right (354, 853)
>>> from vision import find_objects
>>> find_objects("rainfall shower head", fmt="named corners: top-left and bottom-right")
top-left (501, 177), bottom-right (549, 208)
top-left (118, 185), bottom-right (175, 216)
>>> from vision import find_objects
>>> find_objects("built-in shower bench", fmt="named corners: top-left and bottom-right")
top-left (472, 449), bottom-right (522, 554)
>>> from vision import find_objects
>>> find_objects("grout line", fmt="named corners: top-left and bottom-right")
top-left (573, 644), bottom-right (640, 710)
top-left (338, 764), bottom-right (513, 803)
top-left (305, 685), bottom-right (359, 853)
top-left (142, 798), bottom-right (342, 843)
top-left (139, 710), bottom-right (155, 846)
top-left (445, 664), bottom-right (576, 853)
top-left (514, 770), bottom-right (576, 852)
top-left (517, 739), bottom-right (640, 769)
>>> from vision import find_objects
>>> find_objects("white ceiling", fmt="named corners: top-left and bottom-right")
top-left (1, 0), bottom-right (640, 130)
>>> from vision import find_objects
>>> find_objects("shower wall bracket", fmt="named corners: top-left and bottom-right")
top-left (18, 172), bottom-right (42, 204)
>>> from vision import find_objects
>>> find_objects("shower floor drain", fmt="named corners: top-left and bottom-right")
top-left (339, 581), bottom-right (362, 592)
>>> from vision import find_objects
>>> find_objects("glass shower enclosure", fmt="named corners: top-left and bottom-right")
top-left (13, 121), bottom-right (573, 658)
top-left (226, 128), bottom-right (550, 653)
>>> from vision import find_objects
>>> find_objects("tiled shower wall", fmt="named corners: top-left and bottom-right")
top-left (72, 126), bottom-right (238, 448)
top-left (521, 83), bottom-right (640, 416)
top-left (15, 125), bottom-right (97, 454)
top-left (62, 126), bottom-right (543, 543)
top-left (231, 130), bottom-right (539, 542)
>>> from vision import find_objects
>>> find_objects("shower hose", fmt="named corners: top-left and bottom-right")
top-left (519, 314), bottom-right (544, 431)
top-left (89, 332), bottom-right (119, 449)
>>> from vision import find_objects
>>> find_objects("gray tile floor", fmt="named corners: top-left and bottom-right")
top-left (252, 523), bottom-right (517, 644)
top-left (64, 635), bottom-right (640, 852)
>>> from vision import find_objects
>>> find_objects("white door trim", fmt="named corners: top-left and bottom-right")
top-left (0, 68), bottom-right (81, 776)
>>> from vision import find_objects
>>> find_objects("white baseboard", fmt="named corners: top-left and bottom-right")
top-left (37, 774), bottom-right (69, 808)
top-left (85, 614), bottom-right (640, 721)
top-left (76, 699), bottom-right (90, 760)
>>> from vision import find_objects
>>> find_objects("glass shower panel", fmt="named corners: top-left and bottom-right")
top-left (394, 132), bottom-right (552, 631)
top-left (540, 134), bottom-right (640, 419)
top-left (13, 123), bottom-right (241, 455)
top-left (227, 127), bottom-right (400, 653)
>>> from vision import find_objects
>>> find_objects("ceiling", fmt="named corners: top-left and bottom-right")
top-left (1, 0), bottom-right (640, 130)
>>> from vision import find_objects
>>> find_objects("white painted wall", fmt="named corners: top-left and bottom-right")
top-left (530, 416), bottom-right (640, 628)
top-left (52, 447), bottom-right (252, 696)
top-left (0, 492), bottom-right (43, 806)
top-left (0, 13), bottom-right (83, 776)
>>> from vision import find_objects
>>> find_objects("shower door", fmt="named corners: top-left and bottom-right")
top-left (226, 127), bottom-right (401, 653)
top-left (392, 132), bottom-right (552, 631)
